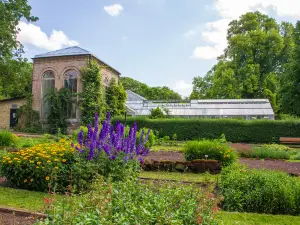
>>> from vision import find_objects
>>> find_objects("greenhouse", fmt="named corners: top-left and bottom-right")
top-left (125, 90), bottom-right (275, 120)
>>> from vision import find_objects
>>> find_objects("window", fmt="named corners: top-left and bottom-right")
top-left (64, 70), bottom-right (78, 119)
top-left (42, 71), bottom-right (55, 118)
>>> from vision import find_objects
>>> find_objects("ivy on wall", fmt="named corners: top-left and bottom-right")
top-left (80, 60), bottom-right (106, 125)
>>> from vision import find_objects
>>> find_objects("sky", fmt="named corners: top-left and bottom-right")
top-left (18, 0), bottom-right (300, 97)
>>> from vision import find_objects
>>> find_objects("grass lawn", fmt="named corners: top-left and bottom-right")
top-left (218, 211), bottom-right (300, 225)
top-left (287, 159), bottom-right (300, 163)
top-left (151, 144), bottom-right (184, 152)
top-left (0, 187), bottom-right (63, 212)
top-left (140, 171), bottom-right (218, 183)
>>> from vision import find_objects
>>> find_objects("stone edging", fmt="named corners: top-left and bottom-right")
top-left (0, 207), bottom-right (46, 218)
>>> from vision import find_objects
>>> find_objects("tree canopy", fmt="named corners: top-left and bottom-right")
top-left (120, 77), bottom-right (182, 100)
top-left (0, 0), bottom-right (37, 99)
top-left (190, 11), bottom-right (296, 113)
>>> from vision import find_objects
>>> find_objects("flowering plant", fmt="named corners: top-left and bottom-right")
top-left (74, 112), bottom-right (151, 163)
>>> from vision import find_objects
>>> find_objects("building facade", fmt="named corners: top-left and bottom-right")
top-left (126, 90), bottom-right (275, 120)
top-left (32, 46), bottom-right (120, 124)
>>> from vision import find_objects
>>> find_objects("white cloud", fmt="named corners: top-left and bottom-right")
top-left (104, 4), bottom-right (123, 16)
top-left (17, 21), bottom-right (79, 51)
top-left (172, 80), bottom-right (192, 96)
top-left (191, 0), bottom-right (300, 60)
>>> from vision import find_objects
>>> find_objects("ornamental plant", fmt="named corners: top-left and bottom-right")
top-left (0, 140), bottom-right (77, 192)
top-left (73, 112), bottom-right (151, 180)
top-left (184, 140), bottom-right (237, 166)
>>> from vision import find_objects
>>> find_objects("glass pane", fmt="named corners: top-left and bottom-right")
top-left (64, 70), bottom-right (78, 119)
top-left (43, 71), bottom-right (54, 79)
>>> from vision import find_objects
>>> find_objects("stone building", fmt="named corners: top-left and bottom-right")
top-left (31, 46), bottom-right (120, 125)
top-left (0, 46), bottom-right (120, 130)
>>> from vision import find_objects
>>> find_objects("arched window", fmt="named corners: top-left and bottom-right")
top-left (64, 70), bottom-right (78, 119)
top-left (42, 71), bottom-right (55, 118)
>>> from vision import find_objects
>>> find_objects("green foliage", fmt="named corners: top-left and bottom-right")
top-left (0, 60), bottom-right (33, 99)
top-left (45, 88), bottom-right (71, 134)
top-left (15, 95), bottom-right (42, 133)
top-left (37, 178), bottom-right (219, 225)
top-left (190, 12), bottom-right (297, 112)
top-left (123, 126), bottom-right (156, 147)
top-left (293, 153), bottom-right (300, 160)
top-left (0, 0), bottom-right (37, 99)
top-left (120, 76), bottom-right (182, 100)
top-left (261, 144), bottom-right (293, 152)
top-left (80, 60), bottom-right (106, 125)
top-left (149, 107), bottom-right (165, 119)
top-left (113, 117), bottom-right (300, 143)
top-left (220, 164), bottom-right (300, 215)
top-left (72, 126), bottom-right (89, 141)
top-left (281, 21), bottom-right (300, 116)
top-left (0, 130), bottom-right (17, 147)
top-left (172, 133), bottom-right (177, 141)
top-left (239, 147), bottom-right (290, 160)
top-left (184, 140), bottom-right (237, 166)
top-left (105, 78), bottom-right (127, 117)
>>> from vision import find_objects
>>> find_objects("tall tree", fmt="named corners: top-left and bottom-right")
top-left (0, 0), bottom-right (37, 99)
top-left (120, 77), bottom-right (182, 100)
top-left (0, 0), bottom-right (37, 60)
top-left (105, 78), bottom-right (127, 117)
top-left (190, 11), bottom-right (291, 111)
top-left (281, 21), bottom-right (300, 116)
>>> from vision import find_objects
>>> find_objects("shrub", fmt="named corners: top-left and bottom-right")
top-left (240, 147), bottom-right (291, 160)
top-left (113, 117), bottom-right (300, 143)
top-left (261, 144), bottom-right (292, 152)
top-left (0, 130), bottom-right (18, 147)
top-left (149, 107), bottom-right (165, 119)
top-left (184, 140), bottom-right (237, 166)
top-left (37, 178), bottom-right (220, 225)
top-left (293, 153), bottom-right (300, 160)
top-left (220, 164), bottom-right (300, 215)
top-left (1, 140), bottom-right (80, 192)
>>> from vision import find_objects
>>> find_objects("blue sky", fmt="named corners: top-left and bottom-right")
top-left (19, 0), bottom-right (300, 97)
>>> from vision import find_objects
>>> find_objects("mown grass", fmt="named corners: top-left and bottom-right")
top-left (140, 171), bottom-right (218, 183)
top-left (0, 187), bottom-right (63, 211)
top-left (218, 211), bottom-right (300, 225)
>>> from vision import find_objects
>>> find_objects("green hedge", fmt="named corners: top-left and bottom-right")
top-left (113, 117), bottom-right (300, 143)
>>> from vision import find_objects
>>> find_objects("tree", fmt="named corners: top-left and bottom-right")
top-left (0, 0), bottom-right (37, 60)
top-left (80, 60), bottom-right (106, 125)
top-left (120, 77), bottom-right (182, 100)
top-left (0, 58), bottom-right (32, 99)
top-left (105, 78), bottom-right (127, 117)
top-left (0, 0), bottom-right (37, 100)
top-left (281, 21), bottom-right (300, 116)
top-left (190, 12), bottom-right (290, 111)
top-left (149, 107), bottom-right (165, 119)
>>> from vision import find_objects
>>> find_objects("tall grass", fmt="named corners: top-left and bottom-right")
top-left (0, 130), bottom-right (17, 147)
top-left (240, 147), bottom-right (290, 160)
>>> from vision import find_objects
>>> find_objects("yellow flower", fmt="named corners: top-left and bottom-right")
top-left (62, 159), bottom-right (67, 163)
top-left (37, 161), bottom-right (41, 165)
top-left (54, 158), bottom-right (59, 162)
top-left (24, 179), bottom-right (27, 183)
top-left (36, 166), bottom-right (39, 169)
top-left (30, 160), bottom-right (34, 163)
top-left (45, 176), bottom-right (50, 181)
top-left (47, 160), bottom-right (51, 163)
top-left (54, 166), bottom-right (59, 169)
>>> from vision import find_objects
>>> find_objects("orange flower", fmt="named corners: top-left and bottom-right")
top-left (24, 179), bottom-right (27, 183)
top-left (45, 176), bottom-right (50, 181)
top-left (197, 215), bottom-right (203, 224)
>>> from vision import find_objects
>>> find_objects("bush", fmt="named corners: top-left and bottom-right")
top-left (0, 140), bottom-right (85, 192)
top-left (149, 107), bottom-right (165, 119)
top-left (261, 144), bottom-right (292, 152)
top-left (184, 140), bottom-right (237, 166)
top-left (293, 153), bottom-right (300, 160)
top-left (113, 117), bottom-right (300, 143)
top-left (240, 147), bottom-right (291, 160)
top-left (37, 178), bottom-right (220, 225)
top-left (0, 130), bottom-right (18, 147)
top-left (220, 164), bottom-right (300, 215)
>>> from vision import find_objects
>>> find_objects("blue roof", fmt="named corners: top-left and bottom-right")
top-left (33, 46), bottom-right (120, 75)
top-left (33, 46), bottom-right (90, 58)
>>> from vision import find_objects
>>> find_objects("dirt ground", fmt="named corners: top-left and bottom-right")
top-left (0, 212), bottom-right (38, 225)
top-left (145, 151), bottom-right (300, 176)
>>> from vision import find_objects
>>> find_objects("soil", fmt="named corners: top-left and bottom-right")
top-left (145, 151), bottom-right (300, 176)
top-left (0, 211), bottom-right (38, 225)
